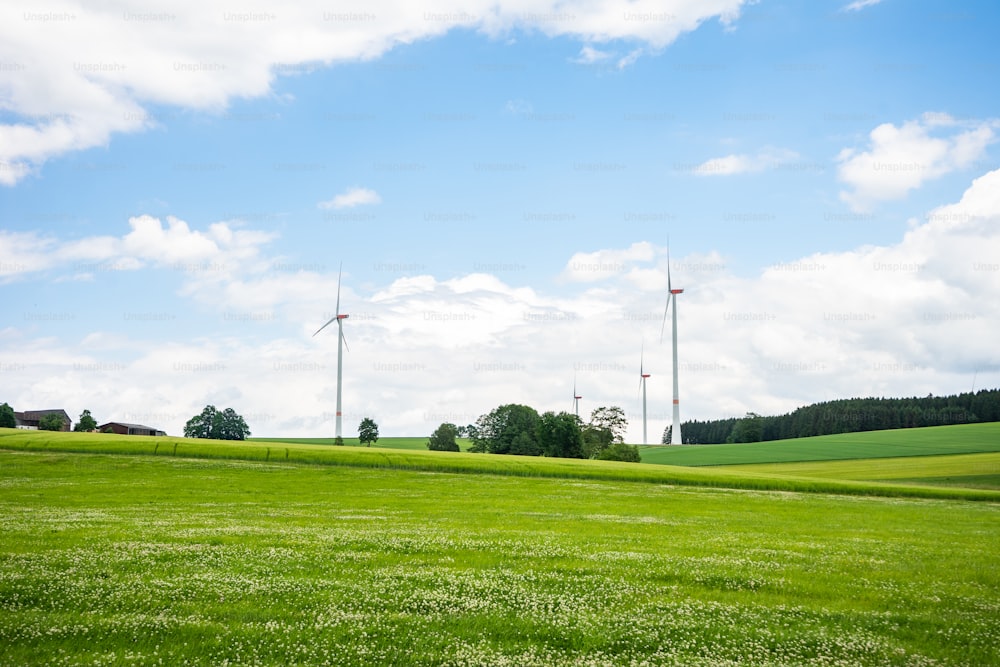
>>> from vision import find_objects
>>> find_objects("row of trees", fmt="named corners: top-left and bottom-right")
top-left (427, 404), bottom-right (640, 462)
top-left (665, 389), bottom-right (1000, 444)
top-left (4, 401), bottom-right (382, 446)
top-left (184, 405), bottom-right (251, 440)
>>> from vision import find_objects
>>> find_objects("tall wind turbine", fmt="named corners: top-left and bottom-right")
top-left (639, 345), bottom-right (651, 445)
top-left (661, 248), bottom-right (684, 445)
top-left (313, 264), bottom-right (350, 439)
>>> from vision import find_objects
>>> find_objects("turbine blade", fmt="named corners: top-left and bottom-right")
top-left (660, 296), bottom-right (671, 344)
top-left (661, 243), bottom-right (673, 343)
top-left (639, 344), bottom-right (644, 394)
top-left (313, 315), bottom-right (338, 337)
top-left (666, 237), bottom-right (673, 292)
top-left (335, 262), bottom-right (343, 316)
top-left (340, 324), bottom-right (350, 353)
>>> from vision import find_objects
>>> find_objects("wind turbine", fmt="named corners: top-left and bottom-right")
top-left (639, 344), bottom-right (651, 445)
top-left (572, 374), bottom-right (582, 419)
top-left (661, 247), bottom-right (683, 445)
top-left (313, 264), bottom-right (349, 439)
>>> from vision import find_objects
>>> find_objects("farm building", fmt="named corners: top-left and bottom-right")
top-left (98, 422), bottom-right (166, 436)
top-left (14, 409), bottom-right (71, 431)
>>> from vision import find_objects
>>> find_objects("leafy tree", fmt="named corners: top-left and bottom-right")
top-left (39, 412), bottom-right (66, 431)
top-left (215, 408), bottom-right (251, 441)
top-left (184, 405), bottom-right (218, 439)
top-left (184, 405), bottom-right (250, 440)
top-left (0, 403), bottom-right (15, 428)
top-left (536, 411), bottom-right (584, 458)
top-left (470, 404), bottom-right (540, 455)
top-left (590, 406), bottom-right (628, 444)
top-left (464, 424), bottom-right (478, 441)
top-left (582, 424), bottom-right (614, 459)
top-left (595, 442), bottom-right (641, 462)
top-left (74, 409), bottom-right (98, 432)
top-left (333, 436), bottom-right (344, 446)
top-left (427, 422), bottom-right (460, 452)
top-left (582, 406), bottom-right (627, 458)
top-left (358, 417), bottom-right (379, 447)
top-left (727, 412), bottom-right (763, 443)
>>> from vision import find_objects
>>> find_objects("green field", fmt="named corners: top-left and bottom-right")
top-left (720, 452), bottom-right (1000, 490)
top-left (1, 446), bottom-right (997, 666)
top-left (4, 428), bottom-right (997, 501)
top-left (639, 422), bottom-right (1000, 466)
top-left (250, 436), bottom-right (474, 451)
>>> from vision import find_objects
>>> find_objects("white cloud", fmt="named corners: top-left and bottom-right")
top-left (504, 99), bottom-right (534, 115)
top-left (842, 0), bottom-right (883, 11)
top-left (573, 45), bottom-right (613, 65)
top-left (617, 48), bottom-right (644, 70)
top-left (572, 45), bottom-right (644, 70)
top-left (0, 231), bottom-right (56, 281)
top-left (318, 187), bottom-right (381, 210)
top-left (0, 0), bottom-right (751, 184)
top-left (836, 112), bottom-right (998, 212)
top-left (561, 241), bottom-right (658, 283)
top-left (692, 147), bottom-right (799, 176)
top-left (0, 215), bottom-right (275, 283)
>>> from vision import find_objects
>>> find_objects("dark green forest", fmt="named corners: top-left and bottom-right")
top-left (665, 389), bottom-right (1000, 444)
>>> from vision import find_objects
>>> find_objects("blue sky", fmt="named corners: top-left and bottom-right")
top-left (2, 0), bottom-right (999, 439)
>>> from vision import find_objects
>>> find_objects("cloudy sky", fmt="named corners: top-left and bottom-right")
top-left (2, 0), bottom-right (998, 441)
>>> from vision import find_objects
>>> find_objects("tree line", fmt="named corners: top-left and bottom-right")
top-left (665, 388), bottom-right (1000, 444)
top-left (429, 404), bottom-right (640, 462)
top-left (0, 404), bottom-right (98, 432)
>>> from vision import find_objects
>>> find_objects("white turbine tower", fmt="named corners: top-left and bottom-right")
top-left (661, 248), bottom-right (684, 445)
top-left (313, 265), bottom-right (350, 439)
top-left (639, 344), bottom-right (651, 445)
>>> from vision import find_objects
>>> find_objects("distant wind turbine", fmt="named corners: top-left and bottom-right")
top-left (573, 374), bottom-right (582, 419)
top-left (660, 246), bottom-right (684, 445)
top-left (313, 264), bottom-right (350, 439)
top-left (639, 344), bottom-right (651, 445)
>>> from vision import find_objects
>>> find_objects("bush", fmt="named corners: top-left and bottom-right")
top-left (39, 413), bottom-right (67, 431)
top-left (595, 442), bottom-right (641, 463)
top-left (428, 423), bottom-right (460, 452)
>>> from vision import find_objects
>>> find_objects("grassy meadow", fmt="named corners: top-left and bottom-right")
top-left (1, 427), bottom-right (999, 665)
top-left (1, 447), bottom-right (998, 666)
top-left (719, 452), bottom-right (1000, 490)
top-left (3, 428), bottom-right (997, 501)
top-left (638, 422), bottom-right (1000, 466)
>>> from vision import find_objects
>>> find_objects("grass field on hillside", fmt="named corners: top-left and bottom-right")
top-left (720, 452), bottom-right (1000, 490)
top-left (639, 422), bottom-right (1000, 466)
top-left (0, 450), bottom-right (997, 666)
top-left (250, 436), bottom-right (473, 451)
top-left (3, 428), bottom-right (997, 501)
